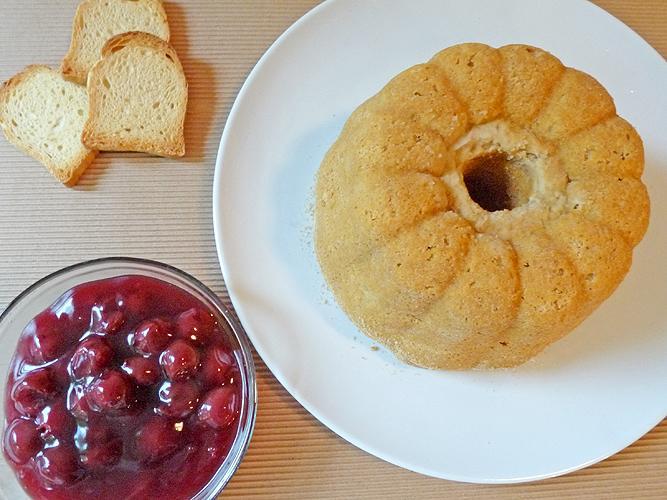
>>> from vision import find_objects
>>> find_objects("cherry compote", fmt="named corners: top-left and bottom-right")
top-left (3, 276), bottom-right (243, 499)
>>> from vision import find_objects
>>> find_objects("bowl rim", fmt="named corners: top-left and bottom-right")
top-left (0, 256), bottom-right (257, 499)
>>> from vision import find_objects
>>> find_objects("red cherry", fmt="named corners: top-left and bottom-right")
top-left (86, 371), bottom-right (133, 413)
top-left (51, 289), bottom-right (93, 338)
top-left (66, 383), bottom-right (92, 420)
top-left (34, 444), bottom-right (82, 486)
top-left (122, 357), bottom-right (160, 386)
top-left (160, 340), bottom-right (199, 381)
top-left (104, 310), bottom-right (125, 334)
top-left (76, 419), bottom-right (112, 445)
top-left (77, 421), bottom-right (122, 469)
top-left (3, 418), bottom-right (42, 464)
top-left (49, 359), bottom-right (72, 390)
top-left (15, 334), bottom-right (35, 366)
top-left (82, 437), bottom-right (122, 469)
top-left (175, 308), bottom-right (216, 346)
top-left (157, 380), bottom-right (200, 418)
top-left (197, 386), bottom-right (239, 430)
top-left (66, 284), bottom-right (98, 323)
top-left (90, 303), bottom-right (125, 335)
top-left (69, 336), bottom-right (113, 379)
top-left (201, 345), bottom-right (235, 387)
top-left (35, 401), bottom-right (76, 442)
top-left (135, 417), bottom-right (181, 463)
top-left (131, 319), bottom-right (173, 355)
top-left (22, 311), bottom-right (71, 364)
top-left (11, 369), bottom-right (57, 418)
top-left (123, 289), bottom-right (154, 319)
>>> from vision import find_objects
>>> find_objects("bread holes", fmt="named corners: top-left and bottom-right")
top-left (103, 78), bottom-right (111, 90)
top-left (77, 109), bottom-right (84, 117)
top-left (165, 53), bottom-right (174, 63)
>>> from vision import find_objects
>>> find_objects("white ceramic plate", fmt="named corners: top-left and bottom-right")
top-left (213, 0), bottom-right (667, 483)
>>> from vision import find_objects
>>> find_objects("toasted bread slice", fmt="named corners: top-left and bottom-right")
top-left (0, 66), bottom-right (97, 186)
top-left (83, 32), bottom-right (187, 157)
top-left (62, 0), bottom-right (170, 84)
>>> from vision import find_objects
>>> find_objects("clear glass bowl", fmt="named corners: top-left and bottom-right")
top-left (0, 257), bottom-right (257, 499)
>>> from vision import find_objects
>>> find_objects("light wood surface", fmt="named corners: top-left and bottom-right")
top-left (0, 1), bottom-right (665, 498)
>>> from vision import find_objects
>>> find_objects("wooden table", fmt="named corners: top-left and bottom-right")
top-left (0, 1), bottom-right (665, 498)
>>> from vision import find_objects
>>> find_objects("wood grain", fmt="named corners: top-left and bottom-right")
top-left (0, 1), bottom-right (664, 498)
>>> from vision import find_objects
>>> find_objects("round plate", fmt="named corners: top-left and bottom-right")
top-left (212, 0), bottom-right (667, 483)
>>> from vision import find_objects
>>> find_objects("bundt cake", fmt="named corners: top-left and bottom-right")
top-left (314, 43), bottom-right (650, 369)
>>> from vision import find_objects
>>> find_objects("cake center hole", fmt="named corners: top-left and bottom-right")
top-left (463, 152), bottom-right (534, 212)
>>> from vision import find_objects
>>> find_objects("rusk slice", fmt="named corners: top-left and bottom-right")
top-left (61, 0), bottom-right (170, 84)
top-left (0, 65), bottom-right (97, 186)
top-left (82, 32), bottom-right (187, 157)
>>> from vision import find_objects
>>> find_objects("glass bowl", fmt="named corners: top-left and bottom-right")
top-left (0, 257), bottom-right (256, 499)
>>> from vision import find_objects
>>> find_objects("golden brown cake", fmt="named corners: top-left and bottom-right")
top-left (314, 43), bottom-right (650, 369)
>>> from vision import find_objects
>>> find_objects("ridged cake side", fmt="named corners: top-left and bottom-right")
top-left (314, 43), bottom-right (650, 369)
